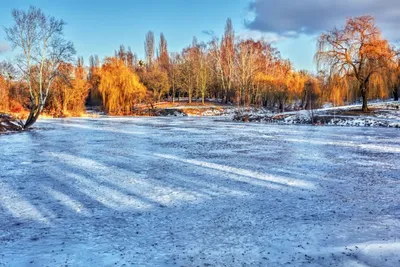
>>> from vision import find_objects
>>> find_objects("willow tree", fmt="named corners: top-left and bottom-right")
top-left (5, 6), bottom-right (75, 129)
top-left (99, 57), bottom-right (147, 114)
top-left (388, 57), bottom-right (400, 101)
top-left (316, 15), bottom-right (394, 112)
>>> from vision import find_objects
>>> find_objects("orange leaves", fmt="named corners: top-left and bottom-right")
top-left (48, 61), bottom-right (89, 116)
top-left (318, 15), bottom-right (394, 79)
top-left (316, 15), bottom-right (396, 110)
top-left (98, 57), bottom-right (147, 114)
top-left (0, 75), bottom-right (9, 111)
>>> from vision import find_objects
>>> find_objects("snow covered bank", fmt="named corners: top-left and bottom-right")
top-left (0, 117), bottom-right (399, 266)
top-left (233, 101), bottom-right (400, 128)
top-left (154, 106), bottom-right (235, 117)
top-left (0, 114), bottom-right (23, 133)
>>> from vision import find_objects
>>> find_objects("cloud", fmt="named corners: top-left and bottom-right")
top-left (238, 30), bottom-right (286, 43)
top-left (0, 42), bottom-right (10, 54)
top-left (246, 0), bottom-right (400, 40)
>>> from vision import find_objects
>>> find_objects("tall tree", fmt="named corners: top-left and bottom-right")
top-left (144, 31), bottom-right (155, 68)
top-left (197, 42), bottom-right (209, 104)
top-left (88, 55), bottom-right (101, 106)
top-left (117, 45), bottom-right (127, 64)
top-left (158, 33), bottom-right (169, 71)
top-left (221, 18), bottom-right (235, 103)
top-left (169, 52), bottom-right (180, 103)
top-left (180, 41), bottom-right (200, 104)
top-left (234, 40), bottom-right (264, 106)
top-left (316, 15), bottom-right (394, 112)
top-left (126, 46), bottom-right (135, 70)
top-left (5, 6), bottom-right (75, 129)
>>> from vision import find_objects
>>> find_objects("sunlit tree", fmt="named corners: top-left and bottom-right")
top-left (141, 65), bottom-right (170, 102)
top-left (158, 33), bottom-right (169, 72)
top-left (5, 6), bottom-right (75, 128)
top-left (48, 58), bottom-right (89, 116)
top-left (316, 15), bottom-right (394, 112)
top-left (98, 57), bottom-right (147, 114)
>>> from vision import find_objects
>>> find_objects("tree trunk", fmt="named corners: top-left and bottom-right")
top-left (224, 89), bottom-right (228, 104)
top-left (189, 90), bottom-right (192, 104)
top-left (23, 105), bottom-right (41, 130)
top-left (394, 86), bottom-right (399, 101)
top-left (201, 92), bottom-right (205, 105)
top-left (241, 88), bottom-right (245, 106)
top-left (360, 84), bottom-right (368, 112)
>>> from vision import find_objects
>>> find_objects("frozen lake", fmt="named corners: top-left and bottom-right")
top-left (0, 117), bottom-right (399, 266)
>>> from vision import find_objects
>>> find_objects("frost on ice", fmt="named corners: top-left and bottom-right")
top-left (0, 117), bottom-right (399, 266)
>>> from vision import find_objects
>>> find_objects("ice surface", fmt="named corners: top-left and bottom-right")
top-left (0, 117), bottom-right (399, 266)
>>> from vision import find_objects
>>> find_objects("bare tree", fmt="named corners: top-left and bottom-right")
top-left (209, 19), bottom-right (235, 104)
top-left (126, 46), bottom-right (134, 70)
top-left (169, 52), bottom-right (180, 103)
top-left (234, 40), bottom-right (263, 106)
top-left (221, 18), bottom-right (235, 104)
top-left (316, 15), bottom-right (394, 112)
top-left (144, 31), bottom-right (155, 68)
top-left (197, 42), bottom-right (209, 104)
top-left (158, 33), bottom-right (169, 71)
top-left (5, 6), bottom-right (75, 129)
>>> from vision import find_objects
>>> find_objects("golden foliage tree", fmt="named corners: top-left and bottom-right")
top-left (48, 59), bottom-right (89, 116)
top-left (98, 57), bottom-right (147, 114)
top-left (316, 15), bottom-right (395, 112)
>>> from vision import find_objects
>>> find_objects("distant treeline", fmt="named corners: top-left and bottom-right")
top-left (0, 7), bottom-right (399, 127)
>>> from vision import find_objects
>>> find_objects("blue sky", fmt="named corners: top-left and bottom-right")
top-left (1, 0), bottom-right (398, 71)
top-left (0, 0), bottom-right (317, 71)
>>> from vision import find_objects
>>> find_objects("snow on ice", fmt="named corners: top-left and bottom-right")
top-left (0, 117), bottom-right (399, 266)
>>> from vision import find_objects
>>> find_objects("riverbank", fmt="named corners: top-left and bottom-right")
top-left (233, 101), bottom-right (400, 128)
top-left (0, 114), bottom-right (23, 133)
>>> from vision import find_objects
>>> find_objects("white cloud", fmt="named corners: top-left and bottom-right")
top-left (238, 30), bottom-right (286, 43)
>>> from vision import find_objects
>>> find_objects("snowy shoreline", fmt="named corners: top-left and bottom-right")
top-left (232, 101), bottom-right (400, 128)
top-left (0, 114), bottom-right (23, 134)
